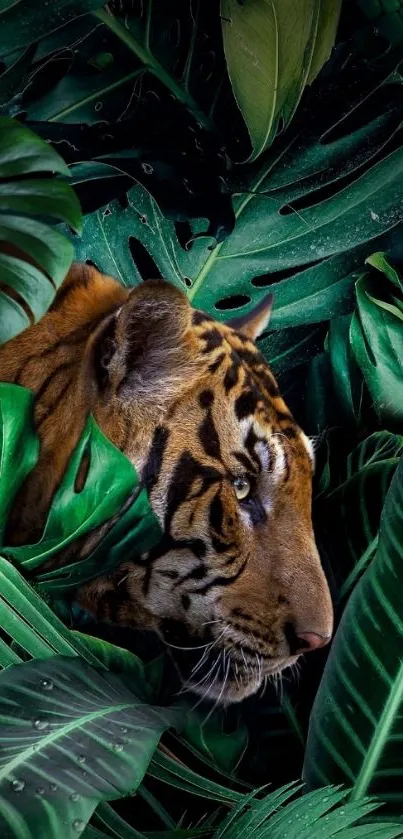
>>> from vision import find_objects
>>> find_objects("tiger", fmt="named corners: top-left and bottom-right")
top-left (0, 262), bottom-right (333, 703)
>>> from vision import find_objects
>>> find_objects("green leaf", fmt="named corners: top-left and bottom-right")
top-left (328, 313), bottom-right (364, 428)
top-left (0, 383), bottom-right (162, 594)
top-left (71, 53), bottom-right (403, 327)
top-left (148, 750), bottom-right (243, 805)
top-left (350, 271), bottom-right (403, 426)
top-left (0, 0), bottom-right (106, 59)
top-left (304, 456), bottom-right (403, 817)
top-left (180, 710), bottom-right (248, 775)
top-left (0, 384), bottom-right (39, 543)
top-left (212, 782), bottom-right (403, 839)
top-left (221, 0), bottom-right (341, 160)
top-left (321, 432), bottom-right (403, 596)
top-left (0, 656), bottom-right (178, 839)
top-left (0, 117), bottom-right (82, 344)
top-left (357, 0), bottom-right (403, 45)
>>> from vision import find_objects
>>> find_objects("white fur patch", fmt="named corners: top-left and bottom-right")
top-left (300, 432), bottom-right (315, 464)
top-left (269, 436), bottom-right (287, 483)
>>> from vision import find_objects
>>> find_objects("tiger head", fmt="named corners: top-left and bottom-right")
top-left (0, 263), bottom-right (333, 702)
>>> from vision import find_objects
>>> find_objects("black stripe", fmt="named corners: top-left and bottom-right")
top-left (174, 562), bottom-right (207, 587)
top-left (209, 490), bottom-right (224, 535)
top-left (199, 389), bottom-right (214, 409)
top-left (192, 557), bottom-right (246, 594)
top-left (35, 361), bottom-right (75, 402)
top-left (208, 353), bottom-right (225, 373)
top-left (201, 328), bottom-right (224, 353)
top-left (198, 410), bottom-right (221, 461)
top-left (233, 450), bottom-right (259, 475)
top-left (235, 390), bottom-right (259, 420)
top-left (15, 317), bottom-right (104, 385)
top-left (211, 535), bottom-right (234, 554)
top-left (165, 451), bottom-right (221, 533)
top-left (142, 426), bottom-right (169, 492)
top-left (35, 377), bottom-right (74, 428)
top-left (244, 426), bottom-right (264, 470)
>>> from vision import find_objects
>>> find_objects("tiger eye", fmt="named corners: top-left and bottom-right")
top-left (233, 476), bottom-right (251, 501)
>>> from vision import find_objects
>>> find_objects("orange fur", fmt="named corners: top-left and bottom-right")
top-left (0, 263), bottom-right (333, 702)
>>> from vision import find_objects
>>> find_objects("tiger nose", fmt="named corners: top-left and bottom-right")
top-left (295, 631), bottom-right (331, 654)
top-left (285, 624), bottom-right (331, 655)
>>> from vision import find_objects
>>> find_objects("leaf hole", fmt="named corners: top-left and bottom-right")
top-left (251, 259), bottom-right (322, 287)
top-left (175, 221), bottom-right (193, 250)
top-left (183, 277), bottom-right (192, 288)
top-left (74, 447), bottom-right (91, 494)
top-left (215, 294), bottom-right (251, 311)
top-left (129, 237), bottom-right (162, 281)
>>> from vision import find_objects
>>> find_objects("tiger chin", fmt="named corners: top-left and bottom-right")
top-left (0, 263), bottom-right (333, 704)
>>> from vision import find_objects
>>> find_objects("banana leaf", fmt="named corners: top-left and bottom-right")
top-left (304, 456), bottom-right (403, 818)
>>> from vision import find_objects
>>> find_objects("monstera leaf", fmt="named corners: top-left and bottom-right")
top-left (221, 0), bottom-right (342, 160)
top-left (304, 456), bottom-right (403, 817)
top-left (0, 117), bottom-right (81, 345)
top-left (0, 382), bottom-right (161, 595)
top-left (70, 44), bottom-right (403, 335)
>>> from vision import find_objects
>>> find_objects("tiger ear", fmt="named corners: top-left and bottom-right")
top-left (93, 279), bottom-right (194, 403)
top-left (224, 293), bottom-right (273, 341)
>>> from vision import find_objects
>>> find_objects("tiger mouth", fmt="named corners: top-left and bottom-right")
top-left (163, 635), bottom-right (299, 703)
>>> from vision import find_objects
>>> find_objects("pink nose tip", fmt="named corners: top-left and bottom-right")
top-left (296, 632), bottom-right (331, 654)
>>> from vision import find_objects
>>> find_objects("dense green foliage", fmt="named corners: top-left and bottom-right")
top-left (1, 1), bottom-right (403, 837)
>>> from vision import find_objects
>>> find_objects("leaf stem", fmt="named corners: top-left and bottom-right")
top-left (351, 658), bottom-right (403, 800)
top-left (93, 8), bottom-right (214, 132)
top-left (49, 69), bottom-right (144, 122)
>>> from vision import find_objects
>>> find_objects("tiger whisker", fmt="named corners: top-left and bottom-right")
top-left (202, 651), bottom-right (231, 726)
top-left (188, 653), bottom-right (223, 712)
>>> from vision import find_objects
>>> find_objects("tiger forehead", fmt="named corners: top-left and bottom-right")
top-left (191, 311), bottom-right (287, 417)
top-left (190, 310), bottom-right (313, 466)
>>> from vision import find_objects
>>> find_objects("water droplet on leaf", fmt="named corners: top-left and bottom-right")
top-left (77, 755), bottom-right (86, 764)
top-left (39, 678), bottom-right (53, 691)
top-left (73, 819), bottom-right (85, 832)
top-left (33, 719), bottom-right (49, 731)
top-left (70, 792), bottom-right (80, 802)
top-left (112, 742), bottom-right (123, 752)
top-left (10, 779), bottom-right (25, 792)
top-left (36, 787), bottom-right (45, 795)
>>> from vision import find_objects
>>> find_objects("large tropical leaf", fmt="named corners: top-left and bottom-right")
top-left (319, 432), bottom-right (403, 596)
top-left (0, 382), bottom-right (161, 595)
top-left (211, 782), bottom-right (403, 839)
top-left (304, 456), bottom-right (403, 817)
top-left (70, 43), bottom-right (403, 331)
top-left (350, 254), bottom-right (403, 427)
top-left (0, 117), bottom-right (81, 344)
top-left (0, 655), bottom-right (179, 839)
top-left (221, 0), bottom-right (341, 161)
